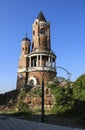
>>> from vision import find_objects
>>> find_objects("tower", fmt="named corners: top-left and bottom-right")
top-left (32, 11), bottom-right (50, 52)
top-left (17, 37), bottom-right (30, 89)
top-left (16, 12), bottom-right (56, 89)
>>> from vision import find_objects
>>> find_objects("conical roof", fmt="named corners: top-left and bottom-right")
top-left (37, 11), bottom-right (46, 22)
top-left (22, 37), bottom-right (30, 42)
top-left (22, 33), bottom-right (30, 42)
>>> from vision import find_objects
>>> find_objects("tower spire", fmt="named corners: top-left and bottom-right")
top-left (37, 11), bottom-right (46, 22)
top-left (26, 32), bottom-right (27, 38)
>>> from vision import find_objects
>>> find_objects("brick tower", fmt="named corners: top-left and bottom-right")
top-left (17, 12), bottom-right (56, 89)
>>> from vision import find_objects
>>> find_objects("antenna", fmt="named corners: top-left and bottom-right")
top-left (26, 32), bottom-right (28, 38)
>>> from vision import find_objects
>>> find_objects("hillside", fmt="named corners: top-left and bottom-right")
top-left (0, 75), bottom-right (85, 128)
top-left (0, 86), bottom-right (55, 114)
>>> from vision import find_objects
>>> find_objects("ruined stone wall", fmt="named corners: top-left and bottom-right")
top-left (0, 90), bottom-right (19, 110)
top-left (0, 86), bottom-right (55, 113)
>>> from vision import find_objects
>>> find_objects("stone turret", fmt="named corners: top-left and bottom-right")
top-left (17, 36), bottom-right (31, 89)
top-left (21, 37), bottom-right (30, 55)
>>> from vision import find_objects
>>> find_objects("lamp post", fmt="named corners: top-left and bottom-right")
top-left (46, 61), bottom-right (72, 83)
top-left (41, 61), bottom-right (52, 122)
top-left (56, 66), bottom-right (72, 81)
top-left (29, 67), bottom-right (45, 122)
top-left (39, 62), bottom-right (51, 123)
top-left (41, 73), bottom-right (44, 122)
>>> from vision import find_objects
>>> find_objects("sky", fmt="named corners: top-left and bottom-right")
top-left (0, 0), bottom-right (85, 93)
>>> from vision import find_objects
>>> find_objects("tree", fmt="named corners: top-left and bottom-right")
top-left (73, 74), bottom-right (85, 101)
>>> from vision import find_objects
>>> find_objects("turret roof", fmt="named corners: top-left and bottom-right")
top-left (22, 37), bottom-right (30, 42)
top-left (22, 33), bottom-right (30, 42)
top-left (37, 11), bottom-right (46, 22)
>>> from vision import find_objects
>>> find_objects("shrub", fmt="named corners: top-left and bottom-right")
top-left (73, 74), bottom-right (85, 101)
top-left (31, 88), bottom-right (42, 97)
top-left (47, 80), bottom-right (73, 114)
top-left (18, 101), bottom-right (30, 113)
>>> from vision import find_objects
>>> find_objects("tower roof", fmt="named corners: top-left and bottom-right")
top-left (22, 33), bottom-right (30, 42)
top-left (22, 37), bottom-right (30, 42)
top-left (37, 11), bottom-right (47, 22)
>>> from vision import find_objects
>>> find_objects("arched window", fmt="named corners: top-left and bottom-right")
top-left (40, 28), bottom-right (45, 34)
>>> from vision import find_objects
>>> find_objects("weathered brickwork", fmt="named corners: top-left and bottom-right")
top-left (28, 71), bottom-right (56, 85)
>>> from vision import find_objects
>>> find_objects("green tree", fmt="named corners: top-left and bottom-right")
top-left (73, 74), bottom-right (85, 101)
top-left (47, 80), bottom-right (73, 113)
top-left (72, 74), bottom-right (85, 117)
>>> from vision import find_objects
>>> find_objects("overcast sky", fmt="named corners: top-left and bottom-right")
top-left (0, 0), bottom-right (85, 93)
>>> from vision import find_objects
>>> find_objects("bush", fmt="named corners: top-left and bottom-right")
top-left (47, 80), bottom-right (73, 114)
top-left (31, 88), bottom-right (42, 97)
top-left (18, 101), bottom-right (30, 113)
top-left (73, 74), bottom-right (85, 101)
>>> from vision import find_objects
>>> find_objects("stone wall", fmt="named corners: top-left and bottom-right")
top-left (23, 86), bottom-right (55, 111)
top-left (0, 90), bottom-right (19, 110)
top-left (0, 86), bottom-right (55, 113)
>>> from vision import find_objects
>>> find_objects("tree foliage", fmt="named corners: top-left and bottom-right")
top-left (47, 79), bottom-right (73, 113)
top-left (18, 101), bottom-right (30, 113)
top-left (47, 74), bottom-right (85, 117)
top-left (73, 74), bottom-right (85, 101)
top-left (71, 74), bottom-right (85, 117)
